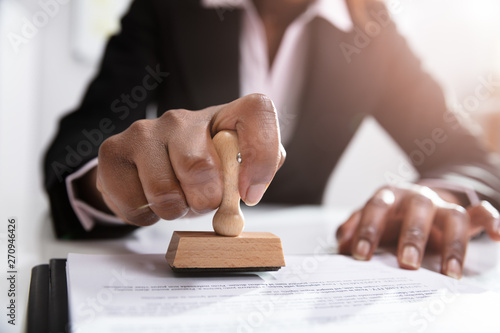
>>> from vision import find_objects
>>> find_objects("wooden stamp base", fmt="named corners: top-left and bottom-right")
top-left (166, 231), bottom-right (286, 272)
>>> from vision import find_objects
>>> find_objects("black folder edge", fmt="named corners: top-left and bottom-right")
top-left (27, 259), bottom-right (69, 333)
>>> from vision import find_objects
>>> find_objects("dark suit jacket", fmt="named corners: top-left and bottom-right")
top-left (44, 0), bottom-right (500, 239)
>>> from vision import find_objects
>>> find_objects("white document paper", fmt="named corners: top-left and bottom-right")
top-left (67, 253), bottom-right (500, 333)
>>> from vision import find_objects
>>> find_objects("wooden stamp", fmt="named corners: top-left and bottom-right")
top-left (166, 130), bottom-right (285, 272)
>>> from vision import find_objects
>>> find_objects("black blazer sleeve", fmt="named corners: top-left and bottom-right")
top-left (43, 0), bottom-right (164, 238)
top-left (368, 2), bottom-right (500, 208)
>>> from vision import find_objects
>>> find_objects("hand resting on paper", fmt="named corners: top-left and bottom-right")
top-left (79, 94), bottom-right (285, 226)
top-left (336, 184), bottom-right (500, 279)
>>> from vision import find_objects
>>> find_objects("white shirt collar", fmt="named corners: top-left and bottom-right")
top-left (202, 0), bottom-right (353, 32)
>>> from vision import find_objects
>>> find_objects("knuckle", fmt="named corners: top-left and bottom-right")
top-left (447, 239), bottom-right (466, 256)
top-left (403, 226), bottom-right (426, 244)
top-left (357, 225), bottom-right (378, 241)
top-left (367, 192), bottom-right (393, 209)
top-left (178, 155), bottom-right (218, 185)
top-left (98, 136), bottom-right (121, 161)
top-left (410, 193), bottom-right (434, 209)
top-left (127, 119), bottom-right (154, 140)
top-left (447, 205), bottom-right (468, 220)
top-left (159, 108), bottom-right (190, 129)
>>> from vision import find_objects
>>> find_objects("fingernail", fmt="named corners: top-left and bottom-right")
top-left (446, 258), bottom-right (462, 279)
top-left (401, 245), bottom-right (419, 269)
top-left (353, 239), bottom-right (370, 260)
top-left (244, 184), bottom-right (267, 206)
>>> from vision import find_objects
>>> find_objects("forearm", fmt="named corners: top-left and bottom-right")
top-left (43, 0), bottom-right (162, 237)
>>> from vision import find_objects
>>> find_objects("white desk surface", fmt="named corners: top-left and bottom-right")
top-left (3, 205), bottom-right (500, 333)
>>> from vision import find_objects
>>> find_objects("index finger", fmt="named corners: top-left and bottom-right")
top-left (351, 188), bottom-right (396, 260)
top-left (211, 94), bottom-right (284, 205)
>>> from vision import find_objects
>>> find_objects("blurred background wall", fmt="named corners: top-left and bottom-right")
top-left (1, 0), bottom-right (131, 242)
top-left (1, 0), bottom-right (500, 235)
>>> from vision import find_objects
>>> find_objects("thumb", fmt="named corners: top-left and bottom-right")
top-left (211, 94), bottom-right (283, 205)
